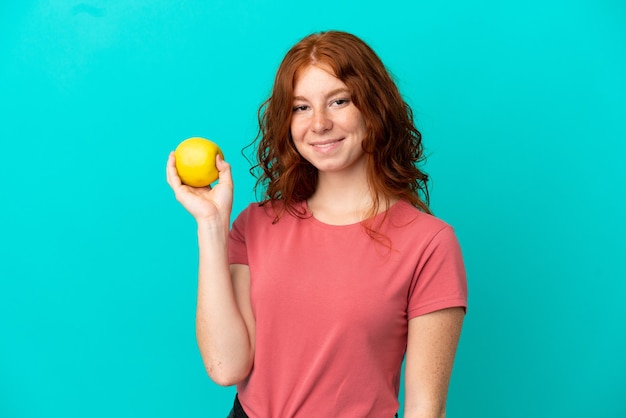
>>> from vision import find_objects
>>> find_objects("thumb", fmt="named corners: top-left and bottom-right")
top-left (215, 153), bottom-right (233, 184)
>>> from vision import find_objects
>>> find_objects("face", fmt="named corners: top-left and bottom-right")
top-left (290, 64), bottom-right (368, 177)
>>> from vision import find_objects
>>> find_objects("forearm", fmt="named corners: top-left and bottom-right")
top-left (195, 220), bottom-right (253, 386)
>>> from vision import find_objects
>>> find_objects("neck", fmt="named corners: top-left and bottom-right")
top-left (307, 170), bottom-right (376, 225)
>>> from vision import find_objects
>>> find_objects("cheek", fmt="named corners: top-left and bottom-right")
top-left (289, 119), bottom-right (307, 141)
top-left (349, 113), bottom-right (367, 137)
top-left (342, 106), bottom-right (366, 129)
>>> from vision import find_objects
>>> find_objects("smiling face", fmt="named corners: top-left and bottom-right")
top-left (290, 64), bottom-right (368, 177)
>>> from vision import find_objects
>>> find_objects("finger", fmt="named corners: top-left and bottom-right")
top-left (166, 151), bottom-right (182, 189)
top-left (215, 154), bottom-right (233, 186)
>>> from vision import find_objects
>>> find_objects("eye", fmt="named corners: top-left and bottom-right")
top-left (292, 104), bottom-right (309, 113)
top-left (332, 98), bottom-right (350, 107)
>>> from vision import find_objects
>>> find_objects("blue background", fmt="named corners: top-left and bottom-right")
top-left (1, 1), bottom-right (625, 416)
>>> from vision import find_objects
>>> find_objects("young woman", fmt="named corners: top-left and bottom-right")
top-left (166, 31), bottom-right (468, 418)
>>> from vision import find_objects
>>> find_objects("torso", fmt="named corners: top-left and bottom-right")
top-left (228, 200), bottom-right (467, 417)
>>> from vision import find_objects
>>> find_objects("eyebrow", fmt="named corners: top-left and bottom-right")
top-left (293, 88), bottom-right (351, 101)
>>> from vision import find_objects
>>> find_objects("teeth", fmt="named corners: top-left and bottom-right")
top-left (313, 140), bottom-right (340, 148)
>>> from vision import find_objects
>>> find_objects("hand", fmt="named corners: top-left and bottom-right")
top-left (166, 152), bottom-right (234, 226)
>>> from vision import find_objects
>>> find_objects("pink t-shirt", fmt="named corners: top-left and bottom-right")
top-left (229, 200), bottom-right (467, 417)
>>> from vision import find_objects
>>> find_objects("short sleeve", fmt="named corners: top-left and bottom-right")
top-left (407, 225), bottom-right (468, 319)
top-left (229, 206), bottom-right (250, 265)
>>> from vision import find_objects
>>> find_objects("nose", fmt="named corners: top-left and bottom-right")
top-left (311, 108), bottom-right (332, 134)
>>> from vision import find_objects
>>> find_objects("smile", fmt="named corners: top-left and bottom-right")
top-left (311, 139), bottom-right (343, 149)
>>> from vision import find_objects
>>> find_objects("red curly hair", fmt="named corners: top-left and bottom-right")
top-left (252, 30), bottom-right (431, 222)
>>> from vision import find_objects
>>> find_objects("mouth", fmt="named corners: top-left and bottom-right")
top-left (311, 138), bottom-right (344, 149)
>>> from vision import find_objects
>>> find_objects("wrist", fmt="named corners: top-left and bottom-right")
top-left (197, 216), bottom-right (229, 242)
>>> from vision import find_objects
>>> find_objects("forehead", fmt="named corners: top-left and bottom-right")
top-left (293, 64), bottom-right (347, 93)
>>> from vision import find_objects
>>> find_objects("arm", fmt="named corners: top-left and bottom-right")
top-left (404, 307), bottom-right (465, 418)
top-left (195, 231), bottom-right (255, 386)
top-left (166, 153), bottom-right (255, 386)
